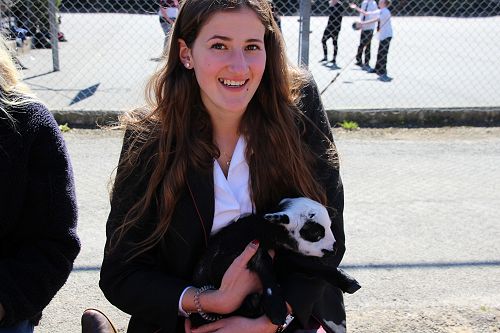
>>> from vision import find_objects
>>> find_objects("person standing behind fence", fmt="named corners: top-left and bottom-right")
top-left (158, 0), bottom-right (179, 49)
top-left (353, 0), bottom-right (377, 70)
top-left (0, 35), bottom-right (80, 333)
top-left (351, 0), bottom-right (393, 81)
top-left (320, 0), bottom-right (345, 67)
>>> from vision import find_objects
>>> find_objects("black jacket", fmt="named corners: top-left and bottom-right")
top-left (0, 102), bottom-right (80, 327)
top-left (100, 80), bottom-right (348, 333)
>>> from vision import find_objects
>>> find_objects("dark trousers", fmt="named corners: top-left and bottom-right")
top-left (356, 30), bottom-right (373, 65)
top-left (374, 37), bottom-right (392, 75)
top-left (321, 28), bottom-right (340, 62)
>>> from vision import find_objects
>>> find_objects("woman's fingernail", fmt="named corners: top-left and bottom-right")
top-left (251, 239), bottom-right (260, 247)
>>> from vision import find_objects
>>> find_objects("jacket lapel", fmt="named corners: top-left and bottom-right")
top-left (186, 165), bottom-right (215, 247)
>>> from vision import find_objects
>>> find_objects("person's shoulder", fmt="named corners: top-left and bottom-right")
top-left (380, 7), bottom-right (391, 17)
top-left (8, 100), bottom-right (55, 132)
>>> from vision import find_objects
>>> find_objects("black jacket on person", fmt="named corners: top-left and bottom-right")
top-left (100, 80), bottom-right (349, 333)
top-left (0, 101), bottom-right (80, 327)
top-left (325, 2), bottom-right (345, 33)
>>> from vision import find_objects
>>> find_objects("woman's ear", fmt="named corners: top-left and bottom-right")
top-left (178, 38), bottom-right (193, 69)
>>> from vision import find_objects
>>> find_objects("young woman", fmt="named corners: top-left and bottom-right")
top-left (99, 0), bottom-right (348, 332)
top-left (0, 36), bottom-right (80, 332)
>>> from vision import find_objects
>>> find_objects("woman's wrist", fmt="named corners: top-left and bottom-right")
top-left (181, 286), bottom-right (231, 315)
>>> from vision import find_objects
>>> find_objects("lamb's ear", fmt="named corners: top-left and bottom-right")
top-left (263, 213), bottom-right (290, 224)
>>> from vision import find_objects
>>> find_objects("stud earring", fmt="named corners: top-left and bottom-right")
top-left (185, 62), bottom-right (190, 68)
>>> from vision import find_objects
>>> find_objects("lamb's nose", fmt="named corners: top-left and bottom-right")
top-left (321, 249), bottom-right (335, 257)
top-left (321, 243), bottom-right (338, 257)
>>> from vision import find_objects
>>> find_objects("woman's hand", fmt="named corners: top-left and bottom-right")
top-left (214, 240), bottom-right (263, 314)
top-left (191, 240), bottom-right (262, 315)
top-left (189, 315), bottom-right (278, 333)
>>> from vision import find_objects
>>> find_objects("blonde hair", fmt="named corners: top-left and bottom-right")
top-left (0, 35), bottom-right (39, 125)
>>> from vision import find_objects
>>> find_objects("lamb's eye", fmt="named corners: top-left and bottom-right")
top-left (299, 221), bottom-right (325, 242)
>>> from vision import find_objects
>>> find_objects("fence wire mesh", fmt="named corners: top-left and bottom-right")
top-left (1, 0), bottom-right (500, 112)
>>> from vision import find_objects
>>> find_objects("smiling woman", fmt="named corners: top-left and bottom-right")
top-left (96, 0), bottom-right (350, 332)
top-left (179, 7), bottom-right (266, 122)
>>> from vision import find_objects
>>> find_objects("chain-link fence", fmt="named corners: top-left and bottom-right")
top-left (1, 0), bottom-right (500, 112)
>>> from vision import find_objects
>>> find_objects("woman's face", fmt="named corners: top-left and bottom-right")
top-left (179, 7), bottom-right (267, 121)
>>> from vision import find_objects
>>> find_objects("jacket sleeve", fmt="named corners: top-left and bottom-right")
top-left (280, 78), bottom-right (346, 329)
top-left (0, 104), bottom-right (80, 327)
top-left (99, 130), bottom-right (190, 331)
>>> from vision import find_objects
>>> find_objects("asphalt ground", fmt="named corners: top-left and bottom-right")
top-left (17, 14), bottom-right (500, 127)
top-left (33, 127), bottom-right (500, 332)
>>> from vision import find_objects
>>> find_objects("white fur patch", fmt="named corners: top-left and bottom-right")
top-left (278, 197), bottom-right (336, 257)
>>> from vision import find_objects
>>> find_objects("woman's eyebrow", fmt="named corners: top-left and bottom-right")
top-left (206, 35), bottom-right (264, 43)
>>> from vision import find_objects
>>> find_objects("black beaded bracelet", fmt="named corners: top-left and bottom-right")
top-left (193, 285), bottom-right (222, 322)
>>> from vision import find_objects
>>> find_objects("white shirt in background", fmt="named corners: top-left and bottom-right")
top-left (360, 0), bottom-right (379, 31)
top-left (377, 7), bottom-right (393, 41)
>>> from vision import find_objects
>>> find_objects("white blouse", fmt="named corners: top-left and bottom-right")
top-left (212, 135), bottom-right (254, 234)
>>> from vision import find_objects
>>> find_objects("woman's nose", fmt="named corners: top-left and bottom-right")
top-left (228, 50), bottom-right (249, 74)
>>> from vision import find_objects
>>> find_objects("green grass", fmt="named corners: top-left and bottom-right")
top-left (58, 123), bottom-right (71, 133)
top-left (338, 120), bottom-right (360, 131)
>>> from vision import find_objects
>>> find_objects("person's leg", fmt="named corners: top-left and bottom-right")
top-left (363, 30), bottom-right (373, 65)
top-left (377, 37), bottom-right (392, 75)
top-left (357, 30), bottom-right (371, 65)
top-left (374, 40), bottom-right (382, 74)
top-left (355, 32), bottom-right (365, 65)
top-left (331, 31), bottom-right (339, 63)
top-left (0, 320), bottom-right (34, 333)
top-left (321, 29), bottom-right (329, 61)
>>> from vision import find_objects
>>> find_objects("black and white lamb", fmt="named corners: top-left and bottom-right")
top-left (191, 197), bottom-right (360, 327)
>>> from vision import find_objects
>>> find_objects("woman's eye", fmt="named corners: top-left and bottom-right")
top-left (246, 44), bottom-right (260, 51)
top-left (211, 43), bottom-right (226, 50)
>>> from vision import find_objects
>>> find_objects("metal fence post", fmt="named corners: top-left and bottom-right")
top-left (48, 0), bottom-right (60, 71)
top-left (298, 0), bottom-right (311, 67)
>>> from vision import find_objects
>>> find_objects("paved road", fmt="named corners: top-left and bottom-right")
top-left (35, 128), bottom-right (500, 332)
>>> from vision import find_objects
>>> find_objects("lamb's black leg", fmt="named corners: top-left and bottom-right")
top-left (248, 249), bottom-right (287, 325)
top-left (308, 266), bottom-right (361, 294)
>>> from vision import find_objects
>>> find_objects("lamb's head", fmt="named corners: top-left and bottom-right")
top-left (263, 197), bottom-right (336, 257)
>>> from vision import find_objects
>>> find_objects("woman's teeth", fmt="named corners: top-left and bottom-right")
top-left (220, 79), bottom-right (246, 87)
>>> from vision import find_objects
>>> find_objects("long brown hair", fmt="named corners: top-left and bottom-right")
top-left (111, 0), bottom-right (337, 259)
